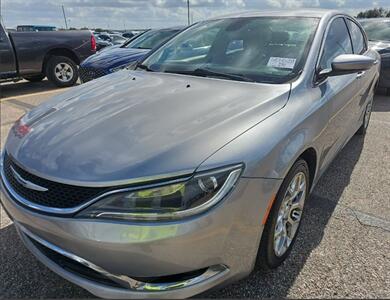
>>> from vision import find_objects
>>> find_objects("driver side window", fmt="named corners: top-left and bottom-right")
top-left (319, 17), bottom-right (353, 70)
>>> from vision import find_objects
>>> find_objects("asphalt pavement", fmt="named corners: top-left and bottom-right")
top-left (0, 80), bottom-right (389, 298)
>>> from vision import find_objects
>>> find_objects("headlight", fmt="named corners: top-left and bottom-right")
top-left (77, 164), bottom-right (243, 221)
top-left (110, 61), bottom-right (138, 72)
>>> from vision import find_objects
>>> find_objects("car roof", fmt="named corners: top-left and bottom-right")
top-left (210, 9), bottom-right (341, 20)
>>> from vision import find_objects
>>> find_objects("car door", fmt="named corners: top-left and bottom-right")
top-left (0, 24), bottom-right (17, 79)
top-left (345, 18), bottom-right (376, 130)
top-left (316, 17), bottom-right (358, 170)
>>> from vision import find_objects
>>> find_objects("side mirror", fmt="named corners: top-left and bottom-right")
top-left (318, 54), bottom-right (375, 79)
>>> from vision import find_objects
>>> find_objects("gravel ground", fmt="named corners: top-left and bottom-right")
top-left (0, 81), bottom-right (389, 298)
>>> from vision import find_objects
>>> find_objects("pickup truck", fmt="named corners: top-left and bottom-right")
top-left (0, 22), bottom-right (96, 87)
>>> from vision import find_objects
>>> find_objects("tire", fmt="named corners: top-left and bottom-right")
top-left (256, 159), bottom-right (310, 269)
top-left (46, 55), bottom-right (78, 87)
top-left (23, 74), bottom-right (45, 82)
top-left (356, 99), bottom-right (373, 136)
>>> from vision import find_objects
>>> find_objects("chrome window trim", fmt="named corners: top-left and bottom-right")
top-left (19, 223), bottom-right (229, 292)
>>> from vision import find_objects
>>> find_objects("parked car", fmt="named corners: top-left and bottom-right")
top-left (79, 27), bottom-right (181, 82)
top-left (359, 18), bottom-right (390, 94)
top-left (109, 33), bottom-right (128, 45)
top-left (122, 31), bottom-right (135, 39)
top-left (93, 34), bottom-right (113, 51)
top-left (94, 32), bottom-right (127, 45)
top-left (122, 31), bottom-right (146, 39)
top-left (0, 22), bottom-right (96, 87)
top-left (0, 10), bottom-right (379, 299)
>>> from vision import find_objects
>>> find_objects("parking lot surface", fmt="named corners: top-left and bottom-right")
top-left (0, 80), bottom-right (389, 298)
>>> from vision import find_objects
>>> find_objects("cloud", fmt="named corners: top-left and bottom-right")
top-left (1, 0), bottom-right (389, 29)
top-left (266, 0), bottom-right (320, 9)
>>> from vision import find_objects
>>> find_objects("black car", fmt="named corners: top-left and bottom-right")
top-left (122, 32), bottom-right (135, 39)
top-left (360, 18), bottom-right (390, 94)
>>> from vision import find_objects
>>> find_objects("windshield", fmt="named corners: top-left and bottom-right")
top-left (140, 17), bottom-right (319, 84)
top-left (125, 29), bottom-right (179, 49)
top-left (360, 20), bottom-right (390, 41)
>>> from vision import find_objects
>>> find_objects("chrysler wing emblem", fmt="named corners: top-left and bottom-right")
top-left (10, 166), bottom-right (48, 192)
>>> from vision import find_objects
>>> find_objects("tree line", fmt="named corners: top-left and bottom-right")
top-left (357, 7), bottom-right (390, 18)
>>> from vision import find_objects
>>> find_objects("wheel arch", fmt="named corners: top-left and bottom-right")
top-left (297, 147), bottom-right (317, 190)
top-left (42, 48), bottom-right (80, 74)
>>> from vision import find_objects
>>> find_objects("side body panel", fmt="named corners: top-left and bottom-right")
top-left (8, 30), bottom-right (94, 76)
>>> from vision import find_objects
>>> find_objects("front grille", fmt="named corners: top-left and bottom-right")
top-left (27, 236), bottom-right (122, 288)
top-left (79, 66), bottom-right (109, 83)
top-left (2, 152), bottom-right (109, 209)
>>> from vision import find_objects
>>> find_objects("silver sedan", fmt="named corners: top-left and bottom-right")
top-left (0, 9), bottom-right (380, 299)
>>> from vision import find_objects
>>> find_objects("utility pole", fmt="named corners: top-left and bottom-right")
top-left (187, 0), bottom-right (190, 25)
top-left (62, 5), bottom-right (68, 29)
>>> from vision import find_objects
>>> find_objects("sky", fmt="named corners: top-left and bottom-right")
top-left (1, 0), bottom-right (390, 30)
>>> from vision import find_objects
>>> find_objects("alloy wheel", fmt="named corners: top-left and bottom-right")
top-left (54, 62), bottom-right (74, 82)
top-left (273, 171), bottom-right (307, 257)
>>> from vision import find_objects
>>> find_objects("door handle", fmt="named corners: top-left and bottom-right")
top-left (373, 60), bottom-right (379, 65)
top-left (356, 71), bottom-right (365, 79)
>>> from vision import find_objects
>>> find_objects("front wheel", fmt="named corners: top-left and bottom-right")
top-left (46, 56), bottom-right (78, 87)
top-left (257, 159), bottom-right (309, 269)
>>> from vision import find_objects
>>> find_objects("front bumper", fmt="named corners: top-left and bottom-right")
top-left (1, 167), bottom-right (281, 298)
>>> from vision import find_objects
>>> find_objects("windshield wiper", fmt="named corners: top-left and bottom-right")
top-left (137, 63), bottom-right (154, 72)
top-left (191, 68), bottom-right (256, 83)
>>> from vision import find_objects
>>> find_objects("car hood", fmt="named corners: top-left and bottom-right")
top-left (81, 47), bottom-right (149, 69)
top-left (5, 71), bottom-right (291, 186)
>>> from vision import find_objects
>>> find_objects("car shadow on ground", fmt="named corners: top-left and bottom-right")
top-left (201, 134), bottom-right (365, 298)
top-left (0, 80), bottom-right (72, 100)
